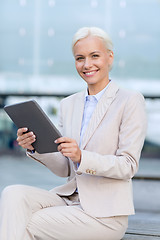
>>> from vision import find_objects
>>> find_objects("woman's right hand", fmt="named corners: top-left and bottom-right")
top-left (17, 128), bottom-right (36, 150)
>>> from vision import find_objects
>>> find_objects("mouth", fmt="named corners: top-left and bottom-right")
top-left (83, 70), bottom-right (98, 76)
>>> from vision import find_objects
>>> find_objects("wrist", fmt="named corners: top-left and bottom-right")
top-left (27, 149), bottom-right (35, 154)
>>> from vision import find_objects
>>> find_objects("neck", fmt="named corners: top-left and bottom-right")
top-left (88, 79), bottom-right (110, 95)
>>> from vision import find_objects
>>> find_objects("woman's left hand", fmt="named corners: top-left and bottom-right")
top-left (55, 137), bottom-right (81, 163)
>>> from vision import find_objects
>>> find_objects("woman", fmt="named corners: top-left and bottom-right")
top-left (0, 27), bottom-right (147, 240)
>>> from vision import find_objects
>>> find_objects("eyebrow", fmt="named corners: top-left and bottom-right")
top-left (75, 51), bottom-right (100, 57)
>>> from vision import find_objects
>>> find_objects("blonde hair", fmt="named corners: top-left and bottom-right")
top-left (72, 27), bottom-right (113, 53)
top-left (72, 27), bottom-right (114, 70)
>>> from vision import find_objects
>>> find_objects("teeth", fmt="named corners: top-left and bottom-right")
top-left (85, 71), bottom-right (96, 76)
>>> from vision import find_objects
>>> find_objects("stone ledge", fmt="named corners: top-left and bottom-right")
top-left (123, 233), bottom-right (160, 239)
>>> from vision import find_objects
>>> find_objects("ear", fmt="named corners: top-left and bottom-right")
top-left (108, 51), bottom-right (114, 67)
top-left (109, 50), bottom-right (114, 58)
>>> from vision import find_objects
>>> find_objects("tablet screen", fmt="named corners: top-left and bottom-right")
top-left (4, 100), bottom-right (61, 153)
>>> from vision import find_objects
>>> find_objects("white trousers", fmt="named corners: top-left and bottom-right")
top-left (0, 185), bottom-right (128, 240)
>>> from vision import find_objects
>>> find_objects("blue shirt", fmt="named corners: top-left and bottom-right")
top-left (80, 81), bottom-right (111, 147)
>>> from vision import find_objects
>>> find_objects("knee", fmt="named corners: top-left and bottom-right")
top-left (1, 185), bottom-right (28, 203)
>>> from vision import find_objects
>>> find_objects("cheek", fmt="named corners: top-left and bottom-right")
top-left (100, 57), bottom-right (110, 70)
top-left (97, 59), bottom-right (106, 69)
top-left (75, 62), bottom-right (83, 73)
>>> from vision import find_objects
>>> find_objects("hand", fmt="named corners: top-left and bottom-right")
top-left (17, 128), bottom-right (36, 150)
top-left (55, 137), bottom-right (81, 163)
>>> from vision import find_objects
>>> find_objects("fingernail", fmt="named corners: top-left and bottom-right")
top-left (54, 139), bottom-right (57, 143)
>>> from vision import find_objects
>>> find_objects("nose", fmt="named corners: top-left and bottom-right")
top-left (84, 58), bottom-right (92, 69)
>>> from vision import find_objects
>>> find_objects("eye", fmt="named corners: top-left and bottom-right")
top-left (92, 54), bottom-right (99, 58)
top-left (76, 56), bottom-right (84, 61)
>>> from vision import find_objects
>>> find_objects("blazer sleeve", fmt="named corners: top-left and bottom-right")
top-left (27, 151), bottom-right (70, 177)
top-left (77, 92), bottom-right (147, 180)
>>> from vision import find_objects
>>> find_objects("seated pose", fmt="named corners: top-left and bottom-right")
top-left (0, 27), bottom-right (147, 240)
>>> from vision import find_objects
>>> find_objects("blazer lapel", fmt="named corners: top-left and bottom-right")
top-left (81, 81), bottom-right (119, 149)
top-left (71, 90), bottom-right (86, 146)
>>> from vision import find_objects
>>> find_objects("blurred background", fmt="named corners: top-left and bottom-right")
top-left (0, 0), bottom-right (160, 184)
top-left (0, 2), bottom-right (160, 234)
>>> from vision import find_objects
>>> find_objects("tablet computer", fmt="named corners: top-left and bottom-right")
top-left (4, 100), bottom-right (62, 154)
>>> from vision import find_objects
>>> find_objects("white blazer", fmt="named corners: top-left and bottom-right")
top-left (28, 81), bottom-right (147, 218)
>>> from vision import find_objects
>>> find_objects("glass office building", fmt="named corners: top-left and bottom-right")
top-left (0, 0), bottom-right (160, 152)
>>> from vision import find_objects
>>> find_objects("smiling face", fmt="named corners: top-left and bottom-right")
top-left (73, 35), bottom-right (113, 95)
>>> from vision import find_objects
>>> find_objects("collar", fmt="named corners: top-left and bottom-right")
top-left (85, 80), bottom-right (111, 102)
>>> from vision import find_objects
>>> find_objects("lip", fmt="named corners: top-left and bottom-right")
top-left (83, 70), bottom-right (98, 77)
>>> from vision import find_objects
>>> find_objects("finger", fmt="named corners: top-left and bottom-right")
top-left (59, 147), bottom-right (81, 163)
top-left (17, 127), bottom-right (28, 137)
top-left (27, 146), bottom-right (35, 151)
top-left (55, 137), bottom-right (73, 144)
top-left (19, 135), bottom-right (36, 145)
top-left (21, 144), bottom-right (35, 151)
top-left (17, 131), bottom-right (35, 142)
top-left (18, 142), bottom-right (35, 150)
top-left (58, 145), bottom-right (72, 153)
top-left (58, 142), bottom-right (76, 150)
top-left (59, 145), bottom-right (79, 156)
top-left (17, 135), bottom-right (36, 148)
